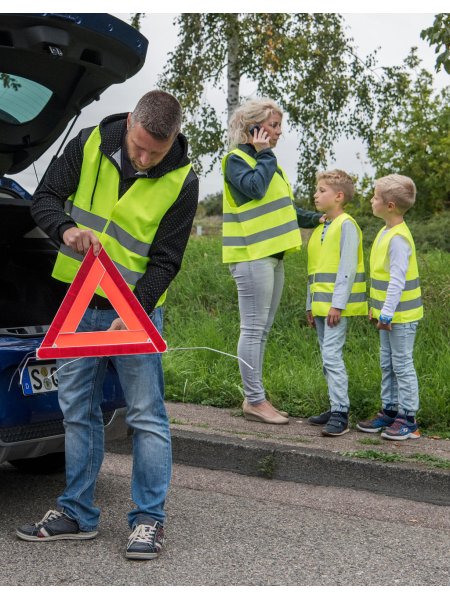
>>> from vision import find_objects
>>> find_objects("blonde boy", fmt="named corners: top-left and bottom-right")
top-left (357, 174), bottom-right (423, 440)
top-left (306, 170), bottom-right (367, 436)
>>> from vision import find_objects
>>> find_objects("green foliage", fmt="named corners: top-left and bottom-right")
top-left (200, 192), bottom-right (222, 216)
top-left (129, 13), bottom-right (145, 30)
top-left (364, 51), bottom-right (450, 216)
top-left (156, 13), bottom-right (387, 195)
top-left (163, 236), bottom-right (450, 433)
top-left (421, 13), bottom-right (450, 74)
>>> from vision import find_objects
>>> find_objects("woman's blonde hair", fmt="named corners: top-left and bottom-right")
top-left (227, 98), bottom-right (283, 149)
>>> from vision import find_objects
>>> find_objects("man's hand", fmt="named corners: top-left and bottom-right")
top-left (62, 227), bottom-right (101, 256)
top-left (306, 310), bottom-right (316, 328)
top-left (108, 318), bottom-right (126, 331)
top-left (327, 307), bottom-right (342, 327)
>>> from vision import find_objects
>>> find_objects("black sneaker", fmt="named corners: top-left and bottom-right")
top-left (307, 410), bottom-right (331, 426)
top-left (322, 412), bottom-right (349, 437)
top-left (16, 509), bottom-right (98, 542)
top-left (126, 520), bottom-right (165, 560)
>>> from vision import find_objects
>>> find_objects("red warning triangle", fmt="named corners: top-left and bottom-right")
top-left (37, 245), bottom-right (167, 359)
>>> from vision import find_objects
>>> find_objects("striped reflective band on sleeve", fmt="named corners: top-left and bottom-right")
top-left (370, 277), bottom-right (421, 292)
top-left (370, 297), bottom-right (423, 311)
top-left (223, 197), bottom-right (293, 223)
top-left (223, 220), bottom-right (299, 247)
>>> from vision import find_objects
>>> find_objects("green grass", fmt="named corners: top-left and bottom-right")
top-left (342, 450), bottom-right (450, 470)
top-left (162, 236), bottom-right (450, 434)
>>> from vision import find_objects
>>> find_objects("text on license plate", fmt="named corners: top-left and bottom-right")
top-left (21, 363), bottom-right (59, 396)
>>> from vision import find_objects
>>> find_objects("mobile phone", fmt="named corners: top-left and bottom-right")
top-left (249, 125), bottom-right (260, 137)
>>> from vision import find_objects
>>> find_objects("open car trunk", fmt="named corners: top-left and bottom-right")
top-left (0, 179), bottom-right (67, 335)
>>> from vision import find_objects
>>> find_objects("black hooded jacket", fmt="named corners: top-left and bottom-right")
top-left (31, 113), bottom-right (199, 314)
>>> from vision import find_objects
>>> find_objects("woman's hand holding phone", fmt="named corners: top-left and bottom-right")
top-left (250, 125), bottom-right (271, 152)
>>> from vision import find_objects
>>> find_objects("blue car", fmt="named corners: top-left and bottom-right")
top-left (0, 13), bottom-right (148, 471)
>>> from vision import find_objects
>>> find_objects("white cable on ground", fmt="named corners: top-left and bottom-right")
top-left (11, 345), bottom-right (254, 391)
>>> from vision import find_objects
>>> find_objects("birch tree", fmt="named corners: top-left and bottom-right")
top-left (153, 13), bottom-right (386, 194)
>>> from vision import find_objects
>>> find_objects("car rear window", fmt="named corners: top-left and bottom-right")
top-left (0, 74), bottom-right (52, 124)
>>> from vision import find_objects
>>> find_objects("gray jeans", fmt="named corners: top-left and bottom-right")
top-left (314, 316), bottom-right (350, 413)
top-left (229, 257), bottom-right (284, 404)
top-left (379, 321), bottom-right (419, 415)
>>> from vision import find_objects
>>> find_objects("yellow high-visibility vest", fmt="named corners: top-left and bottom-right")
top-left (52, 126), bottom-right (193, 307)
top-left (307, 213), bottom-right (367, 317)
top-left (370, 222), bottom-right (423, 323)
top-left (222, 148), bottom-right (301, 263)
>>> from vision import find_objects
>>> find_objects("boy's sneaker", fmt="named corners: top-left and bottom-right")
top-left (307, 410), bottom-right (331, 426)
top-left (126, 520), bottom-right (165, 560)
top-left (356, 411), bottom-right (396, 433)
top-left (16, 509), bottom-right (97, 542)
top-left (322, 412), bottom-right (349, 437)
top-left (381, 417), bottom-right (420, 441)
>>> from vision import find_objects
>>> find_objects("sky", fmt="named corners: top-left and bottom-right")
top-left (9, 4), bottom-right (449, 200)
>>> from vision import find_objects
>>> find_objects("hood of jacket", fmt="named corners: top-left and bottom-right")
top-left (93, 112), bottom-right (191, 179)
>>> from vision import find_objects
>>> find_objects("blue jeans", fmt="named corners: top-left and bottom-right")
top-left (229, 257), bottom-right (284, 404)
top-left (314, 316), bottom-right (350, 413)
top-left (56, 307), bottom-right (171, 531)
top-left (379, 321), bottom-right (419, 416)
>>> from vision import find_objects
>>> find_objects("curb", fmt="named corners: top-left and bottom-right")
top-left (107, 428), bottom-right (450, 506)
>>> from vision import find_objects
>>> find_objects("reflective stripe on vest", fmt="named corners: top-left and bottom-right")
top-left (307, 213), bottom-right (367, 317)
top-left (222, 148), bottom-right (301, 263)
top-left (53, 126), bottom-right (193, 306)
top-left (369, 222), bottom-right (423, 323)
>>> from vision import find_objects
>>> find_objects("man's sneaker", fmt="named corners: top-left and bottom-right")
top-left (357, 411), bottom-right (396, 433)
top-left (16, 509), bottom-right (98, 542)
top-left (381, 417), bottom-right (420, 441)
top-left (322, 412), bottom-right (349, 437)
top-left (126, 520), bottom-right (165, 560)
top-left (307, 410), bottom-right (331, 426)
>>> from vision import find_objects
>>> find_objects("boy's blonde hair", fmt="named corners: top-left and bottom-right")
top-left (228, 98), bottom-right (283, 149)
top-left (375, 174), bottom-right (416, 213)
top-left (316, 169), bottom-right (355, 203)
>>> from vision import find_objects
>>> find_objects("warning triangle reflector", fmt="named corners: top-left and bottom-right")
top-left (36, 245), bottom-right (167, 359)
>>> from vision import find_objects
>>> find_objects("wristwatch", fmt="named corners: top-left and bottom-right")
top-left (379, 313), bottom-right (392, 325)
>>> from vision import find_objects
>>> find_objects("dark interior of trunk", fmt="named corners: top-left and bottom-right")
top-left (0, 200), bottom-right (66, 332)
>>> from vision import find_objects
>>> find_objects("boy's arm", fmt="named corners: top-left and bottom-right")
top-left (331, 220), bottom-right (359, 311)
top-left (295, 206), bottom-right (323, 228)
top-left (381, 235), bottom-right (412, 319)
top-left (306, 282), bottom-right (316, 327)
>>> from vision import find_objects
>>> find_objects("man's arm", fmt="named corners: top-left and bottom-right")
top-left (134, 175), bottom-right (199, 314)
top-left (31, 133), bottom-right (86, 244)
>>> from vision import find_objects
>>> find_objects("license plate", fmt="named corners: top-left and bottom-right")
top-left (21, 363), bottom-right (59, 396)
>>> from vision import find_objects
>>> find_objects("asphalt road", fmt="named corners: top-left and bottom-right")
top-left (1, 452), bottom-right (449, 586)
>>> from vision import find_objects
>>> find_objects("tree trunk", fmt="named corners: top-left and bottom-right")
top-left (226, 15), bottom-right (240, 123)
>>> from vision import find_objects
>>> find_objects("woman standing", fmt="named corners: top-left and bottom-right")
top-left (223, 98), bottom-right (322, 424)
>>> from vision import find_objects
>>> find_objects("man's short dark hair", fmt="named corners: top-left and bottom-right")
top-left (130, 90), bottom-right (182, 140)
